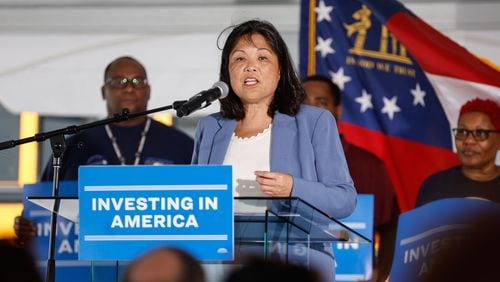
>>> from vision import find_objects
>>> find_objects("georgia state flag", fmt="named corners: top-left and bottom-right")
top-left (299, 0), bottom-right (500, 211)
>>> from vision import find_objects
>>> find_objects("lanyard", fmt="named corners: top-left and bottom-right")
top-left (104, 118), bottom-right (151, 165)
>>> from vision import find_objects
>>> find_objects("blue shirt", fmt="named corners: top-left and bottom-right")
top-left (41, 119), bottom-right (194, 181)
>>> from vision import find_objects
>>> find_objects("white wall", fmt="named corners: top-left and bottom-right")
top-left (0, 0), bottom-right (498, 117)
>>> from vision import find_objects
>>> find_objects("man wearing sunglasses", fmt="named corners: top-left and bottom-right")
top-left (415, 98), bottom-right (500, 207)
top-left (39, 56), bottom-right (194, 178)
top-left (15, 56), bottom-right (194, 243)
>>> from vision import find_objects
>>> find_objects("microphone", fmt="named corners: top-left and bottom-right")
top-left (176, 81), bottom-right (229, 117)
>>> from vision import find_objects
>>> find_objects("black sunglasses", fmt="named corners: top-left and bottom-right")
top-left (105, 77), bottom-right (148, 89)
top-left (452, 128), bottom-right (499, 141)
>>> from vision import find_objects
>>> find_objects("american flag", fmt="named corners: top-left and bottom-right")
top-left (299, 0), bottom-right (500, 211)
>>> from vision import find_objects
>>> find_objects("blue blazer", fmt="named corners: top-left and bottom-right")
top-left (192, 105), bottom-right (357, 219)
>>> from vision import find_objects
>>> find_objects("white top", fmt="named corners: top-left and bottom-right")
top-left (223, 124), bottom-right (272, 213)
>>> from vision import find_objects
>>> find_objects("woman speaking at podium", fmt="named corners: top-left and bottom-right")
top-left (191, 20), bottom-right (357, 282)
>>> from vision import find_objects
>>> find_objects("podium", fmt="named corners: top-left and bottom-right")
top-left (24, 165), bottom-right (370, 282)
top-left (232, 196), bottom-right (368, 251)
top-left (28, 195), bottom-right (370, 281)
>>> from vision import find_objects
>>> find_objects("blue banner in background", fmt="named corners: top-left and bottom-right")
top-left (390, 198), bottom-right (500, 281)
top-left (78, 165), bottom-right (233, 261)
top-left (22, 181), bottom-right (79, 261)
top-left (335, 194), bottom-right (374, 281)
top-left (23, 181), bottom-right (97, 282)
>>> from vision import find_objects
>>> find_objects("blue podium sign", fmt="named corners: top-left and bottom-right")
top-left (78, 165), bottom-right (233, 261)
top-left (335, 194), bottom-right (374, 281)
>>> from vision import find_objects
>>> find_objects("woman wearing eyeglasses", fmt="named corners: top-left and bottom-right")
top-left (415, 98), bottom-right (500, 207)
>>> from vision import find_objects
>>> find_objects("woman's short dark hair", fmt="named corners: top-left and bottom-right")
top-left (218, 20), bottom-right (305, 119)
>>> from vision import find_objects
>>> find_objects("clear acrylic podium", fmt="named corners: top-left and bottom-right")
top-left (233, 197), bottom-right (369, 252)
top-left (29, 196), bottom-right (370, 282)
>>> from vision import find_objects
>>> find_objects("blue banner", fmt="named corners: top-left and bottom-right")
top-left (335, 194), bottom-right (374, 281)
top-left (390, 198), bottom-right (500, 281)
top-left (78, 165), bottom-right (233, 261)
top-left (23, 181), bottom-right (101, 282)
top-left (22, 181), bottom-right (79, 261)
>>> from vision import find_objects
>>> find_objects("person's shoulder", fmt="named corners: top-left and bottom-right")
top-left (416, 166), bottom-right (462, 207)
top-left (421, 166), bottom-right (462, 188)
top-left (197, 112), bottom-right (226, 127)
top-left (149, 119), bottom-right (193, 140)
top-left (65, 126), bottom-right (105, 144)
top-left (345, 141), bottom-right (383, 164)
top-left (199, 112), bottom-right (224, 122)
top-left (297, 104), bottom-right (329, 116)
top-left (149, 119), bottom-right (177, 131)
top-left (295, 105), bottom-right (335, 123)
top-left (426, 166), bottom-right (462, 180)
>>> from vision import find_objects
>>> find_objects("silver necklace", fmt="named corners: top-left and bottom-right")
top-left (104, 118), bottom-right (151, 165)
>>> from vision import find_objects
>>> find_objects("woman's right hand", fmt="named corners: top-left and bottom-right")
top-left (14, 216), bottom-right (36, 245)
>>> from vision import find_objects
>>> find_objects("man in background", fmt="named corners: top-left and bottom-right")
top-left (41, 55), bottom-right (194, 180)
top-left (15, 56), bottom-right (194, 243)
top-left (302, 75), bottom-right (400, 282)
